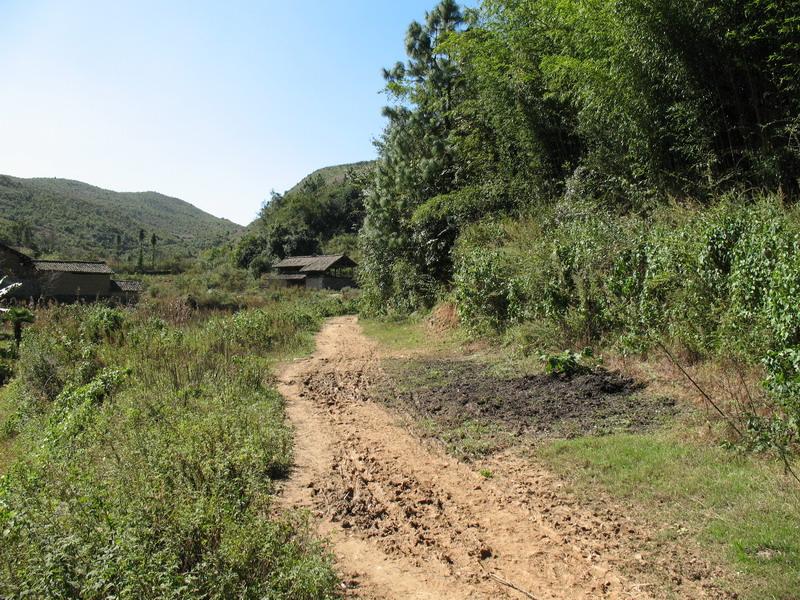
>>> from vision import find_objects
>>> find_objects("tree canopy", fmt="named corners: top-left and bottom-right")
top-left (236, 163), bottom-right (373, 275)
top-left (360, 0), bottom-right (800, 313)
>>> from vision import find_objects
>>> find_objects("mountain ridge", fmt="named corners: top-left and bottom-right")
top-left (245, 160), bottom-right (375, 232)
top-left (0, 175), bottom-right (243, 261)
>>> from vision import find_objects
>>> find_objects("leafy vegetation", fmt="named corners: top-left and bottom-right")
top-left (0, 175), bottom-right (242, 264)
top-left (1, 308), bottom-right (34, 347)
top-left (363, 0), bottom-right (800, 311)
top-left (0, 292), bottom-right (351, 597)
top-left (359, 0), bottom-right (800, 453)
top-left (539, 348), bottom-right (593, 376)
top-left (451, 198), bottom-right (800, 451)
top-left (236, 162), bottom-right (373, 275)
top-left (542, 433), bottom-right (800, 600)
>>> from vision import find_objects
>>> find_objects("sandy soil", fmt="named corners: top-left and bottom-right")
top-left (277, 316), bottom-right (729, 599)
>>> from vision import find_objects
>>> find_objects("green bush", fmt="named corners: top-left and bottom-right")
top-left (0, 298), bottom-right (341, 598)
top-left (540, 349), bottom-right (593, 376)
top-left (0, 361), bottom-right (12, 386)
top-left (452, 194), bottom-right (800, 449)
top-left (454, 246), bottom-right (523, 334)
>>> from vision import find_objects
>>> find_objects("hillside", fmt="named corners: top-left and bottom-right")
top-left (284, 161), bottom-right (375, 198)
top-left (0, 175), bottom-right (242, 261)
top-left (244, 161), bottom-right (374, 233)
top-left (237, 161), bottom-right (373, 273)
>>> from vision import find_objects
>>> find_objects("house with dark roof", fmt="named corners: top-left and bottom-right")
top-left (0, 242), bottom-right (142, 302)
top-left (272, 254), bottom-right (357, 290)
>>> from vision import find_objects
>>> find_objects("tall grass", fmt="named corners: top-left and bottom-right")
top-left (0, 292), bottom-right (351, 598)
top-left (453, 193), bottom-right (800, 451)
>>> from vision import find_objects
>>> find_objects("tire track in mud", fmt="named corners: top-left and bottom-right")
top-left (277, 316), bottom-right (729, 599)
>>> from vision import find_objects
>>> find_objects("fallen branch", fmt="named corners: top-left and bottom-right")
top-left (480, 563), bottom-right (538, 600)
top-left (656, 341), bottom-right (743, 438)
top-left (657, 340), bottom-right (800, 487)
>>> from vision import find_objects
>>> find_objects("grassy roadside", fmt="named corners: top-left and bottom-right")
top-left (364, 316), bottom-right (800, 600)
top-left (542, 433), bottom-right (800, 600)
top-left (0, 387), bottom-right (20, 474)
top-left (0, 331), bottom-right (21, 475)
top-left (359, 317), bottom-right (462, 353)
top-left (0, 293), bottom-right (350, 598)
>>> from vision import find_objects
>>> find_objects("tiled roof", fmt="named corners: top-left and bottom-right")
top-left (273, 254), bottom-right (356, 273)
top-left (273, 255), bottom-right (320, 268)
top-left (33, 260), bottom-right (114, 274)
top-left (300, 255), bottom-right (350, 272)
top-left (111, 279), bottom-right (143, 292)
top-left (0, 242), bottom-right (34, 265)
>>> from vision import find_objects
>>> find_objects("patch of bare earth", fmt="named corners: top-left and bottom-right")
top-left (277, 316), bottom-right (731, 599)
top-left (381, 358), bottom-right (677, 439)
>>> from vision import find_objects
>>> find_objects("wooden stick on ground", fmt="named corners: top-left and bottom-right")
top-left (479, 563), bottom-right (538, 600)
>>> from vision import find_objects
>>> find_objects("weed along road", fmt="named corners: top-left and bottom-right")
top-left (277, 317), bottom-right (724, 600)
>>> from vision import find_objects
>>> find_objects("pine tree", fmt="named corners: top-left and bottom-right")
top-left (361, 0), bottom-right (467, 312)
top-left (150, 233), bottom-right (158, 270)
top-left (137, 229), bottom-right (145, 272)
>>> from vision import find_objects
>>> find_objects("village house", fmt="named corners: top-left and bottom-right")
top-left (271, 254), bottom-right (357, 290)
top-left (0, 242), bottom-right (142, 303)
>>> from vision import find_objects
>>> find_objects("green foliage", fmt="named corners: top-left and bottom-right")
top-left (540, 349), bottom-right (593, 377)
top-left (451, 194), bottom-right (800, 450)
top-left (0, 297), bottom-right (350, 597)
top-left (0, 175), bottom-right (241, 262)
top-left (453, 246), bottom-right (521, 334)
top-left (361, 0), bottom-right (800, 319)
top-left (360, 0), bottom-right (472, 315)
top-left (80, 306), bottom-right (126, 343)
top-left (238, 163), bottom-right (372, 275)
top-left (15, 306), bottom-right (107, 408)
top-left (1, 308), bottom-right (34, 346)
top-left (0, 362), bottom-right (12, 386)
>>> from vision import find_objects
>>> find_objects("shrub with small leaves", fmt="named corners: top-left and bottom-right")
top-left (540, 348), bottom-right (594, 376)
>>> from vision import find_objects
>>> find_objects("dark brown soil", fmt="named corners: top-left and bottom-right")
top-left (385, 359), bottom-right (677, 438)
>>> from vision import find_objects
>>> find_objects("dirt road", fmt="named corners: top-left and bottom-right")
top-left (277, 316), bottom-right (726, 599)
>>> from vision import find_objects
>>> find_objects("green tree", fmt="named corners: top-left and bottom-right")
top-left (2, 307), bottom-right (34, 347)
top-left (361, 0), bottom-right (800, 314)
top-left (137, 228), bottom-right (145, 272)
top-left (361, 0), bottom-right (470, 312)
top-left (150, 232), bottom-right (158, 270)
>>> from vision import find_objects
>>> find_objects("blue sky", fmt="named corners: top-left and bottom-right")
top-left (0, 1), bottom-right (475, 225)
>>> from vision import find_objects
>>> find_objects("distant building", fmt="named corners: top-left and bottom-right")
top-left (0, 242), bottom-right (142, 303)
top-left (271, 254), bottom-right (357, 290)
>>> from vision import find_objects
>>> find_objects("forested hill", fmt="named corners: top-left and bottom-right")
top-left (283, 161), bottom-right (375, 198)
top-left (236, 161), bottom-right (374, 273)
top-left (243, 161), bottom-right (375, 233)
top-left (0, 175), bottom-right (242, 261)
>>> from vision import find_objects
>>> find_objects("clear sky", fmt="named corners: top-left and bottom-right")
top-left (0, 1), bottom-right (474, 225)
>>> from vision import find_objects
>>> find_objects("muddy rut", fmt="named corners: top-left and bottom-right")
top-left (277, 317), bottom-right (727, 599)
